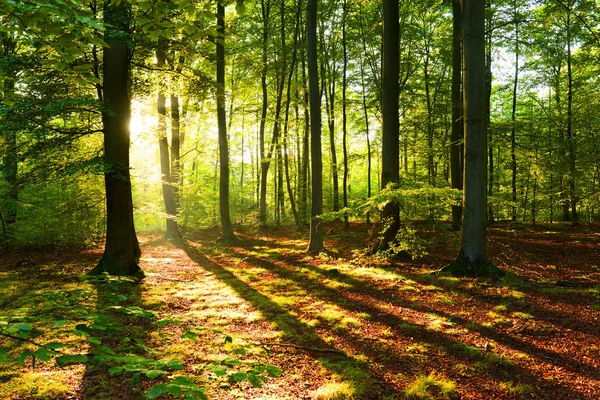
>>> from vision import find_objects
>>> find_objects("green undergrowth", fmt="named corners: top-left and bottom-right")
top-left (0, 271), bottom-right (280, 399)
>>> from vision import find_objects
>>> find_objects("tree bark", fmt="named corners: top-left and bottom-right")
top-left (91, 0), bottom-right (142, 276)
top-left (258, 0), bottom-right (271, 227)
top-left (441, 0), bottom-right (503, 279)
top-left (156, 44), bottom-right (180, 239)
top-left (376, 0), bottom-right (400, 252)
top-left (216, 3), bottom-right (236, 242)
top-left (342, 0), bottom-right (349, 227)
top-left (510, 3), bottom-right (519, 222)
top-left (450, 0), bottom-right (464, 230)
top-left (307, 0), bottom-right (323, 252)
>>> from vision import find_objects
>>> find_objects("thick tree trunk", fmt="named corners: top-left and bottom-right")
top-left (307, 0), bottom-right (323, 252)
top-left (360, 58), bottom-right (372, 225)
top-left (450, 0), bottom-right (463, 230)
top-left (91, 0), bottom-right (142, 276)
top-left (376, 0), bottom-right (400, 252)
top-left (216, 3), bottom-right (236, 242)
top-left (441, 0), bottom-right (503, 280)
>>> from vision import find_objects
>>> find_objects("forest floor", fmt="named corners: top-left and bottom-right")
top-left (1, 221), bottom-right (599, 399)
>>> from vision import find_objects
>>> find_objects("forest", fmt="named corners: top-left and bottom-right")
top-left (1, 0), bottom-right (599, 398)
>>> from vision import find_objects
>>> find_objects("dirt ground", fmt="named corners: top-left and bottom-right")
top-left (1, 221), bottom-right (599, 399)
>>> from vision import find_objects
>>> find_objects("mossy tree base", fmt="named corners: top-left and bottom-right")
top-left (439, 252), bottom-right (505, 281)
top-left (88, 257), bottom-right (144, 278)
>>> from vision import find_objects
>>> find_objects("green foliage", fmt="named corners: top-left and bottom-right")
top-left (0, 272), bottom-right (280, 399)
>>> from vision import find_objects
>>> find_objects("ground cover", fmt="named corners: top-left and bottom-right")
top-left (1, 222), bottom-right (599, 399)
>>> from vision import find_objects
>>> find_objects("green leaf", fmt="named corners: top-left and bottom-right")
top-left (108, 366), bottom-right (124, 374)
top-left (34, 348), bottom-right (52, 362)
top-left (165, 384), bottom-right (182, 396)
top-left (131, 372), bottom-right (142, 386)
top-left (247, 373), bottom-right (262, 388)
top-left (17, 351), bottom-right (33, 365)
top-left (16, 323), bottom-right (32, 331)
top-left (212, 365), bottom-right (228, 377)
top-left (144, 369), bottom-right (167, 379)
top-left (230, 372), bottom-right (247, 382)
top-left (138, 1), bottom-right (152, 12)
top-left (223, 357), bottom-right (240, 366)
top-left (53, 319), bottom-right (66, 327)
top-left (88, 337), bottom-right (102, 345)
top-left (224, 336), bottom-right (233, 344)
top-left (171, 376), bottom-right (196, 387)
top-left (56, 354), bottom-right (88, 366)
top-left (146, 384), bottom-right (167, 399)
top-left (266, 365), bottom-right (282, 377)
top-left (167, 360), bottom-right (185, 370)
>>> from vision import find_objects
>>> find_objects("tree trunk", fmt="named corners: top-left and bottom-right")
top-left (441, 0), bottom-right (503, 279)
top-left (450, 0), bottom-right (463, 230)
top-left (376, 0), bottom-right (400, 252)
top-left (566, 7), bottom-right (577, 222)
top-left (91, 0), bottom-right (142, 276)
top-left (1, 72), bottom-right (17, 241)
top-left (360, 57), bottom-right (372, 225)
top-left (342, 0), bottom-right (349, 227)
top-left (510, 4), bottom-right (519, 222)
top-left (156, 45), bottom-right (180, 239)
top-left (216, 3), bottom-right (236, 242)
top-left (307, 0), bottom-right (323, 252)
top-left (258, 0), bottom-right (271, 227)
top-left (283, 0), bottom-right (302, 229)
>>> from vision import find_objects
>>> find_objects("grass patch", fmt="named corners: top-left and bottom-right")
top-left (405, 371), bottom-right (457, 399)
top-left (499, 381), bottom-right (534, 395)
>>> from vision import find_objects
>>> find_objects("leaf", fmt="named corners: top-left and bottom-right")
top-left (144, 369), bottom-right (167, 379)
top-left (16, 323), bottom-right (32, 331)
top-left (212, 365), bottom-right (228, 377)
top-left (17, 351), bottom-right (33, 365)
top-left (165, 384), bottom-right (182, 396)
top-left (247, 373), bottom-right (262, 388)
top-left (167, 360), bottom-right (185, 370)
top-left (34, 348), bottom-right (52, 362)
top-left (171, 375), bottom-right (196, 387)
top-left (131, 372), bottom-right (142, 386)
top-left (266, 365), bottom-right (282, 377)
top-left (88, 337), bottom-right (102, 345)
top-left (230, 372), bottom-right (247, 382)
top-left (108, 366), bottom-right (124, 374)
top-left (224, 336), bottom-right (232, 344)
top-left (146, 384), bottom-right (167, 399)
top-left (223, 357), bottom-right (240, 366)
top-left (53, 319), bottom-right (66, 327)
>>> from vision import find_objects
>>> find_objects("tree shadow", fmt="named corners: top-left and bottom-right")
top-left (177, 240), bottom-right (401, 399)
top-left (219, 243), bottom-right (598, 399)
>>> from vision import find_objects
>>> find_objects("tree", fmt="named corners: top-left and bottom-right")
top-left (375, 0), bottom-right (400, 252)
top-left (441, 0), bottom-right (503, 279)
top-left (450, 0), bottom-right (464, 229)
top-left (307, 0), bottom-right (323, 252)
top-left (216, 2), bottom-right (237, 242)
top-left (90, 0), bottom-right (142, 276)
top-left (157, 42), bottom-right (180, 239)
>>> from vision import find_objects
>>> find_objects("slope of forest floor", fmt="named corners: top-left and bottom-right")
top-left (1, 222), bottom-right (599, 399)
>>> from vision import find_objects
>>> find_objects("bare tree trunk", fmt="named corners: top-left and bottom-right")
top-left (91, 0), bottom-right (141, 276)
top-left (376, 0), bottom-right (400, 252)
top-left (441, 0), bottom-right (503, 279)
top-left (450, 0), bottom-right (463, 230)
top-left (510, 3), bottom-right (519, 222)
top-left (216, 3), bottom-right (236, 242)
top-left (307, 0), bottom-right (323, 252)
top-left (342, 0), bottom-right (349, 227)
top-left (258, 0), bottom-right (271, 227)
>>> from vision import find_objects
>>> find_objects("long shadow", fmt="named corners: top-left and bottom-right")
top-left (178, 240), bottom-right (401, 399)
top-left (223, 246), bottom-right (599, 399)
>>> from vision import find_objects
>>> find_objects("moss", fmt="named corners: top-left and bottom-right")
top-left (439, 254), bottom-right (505, 281)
